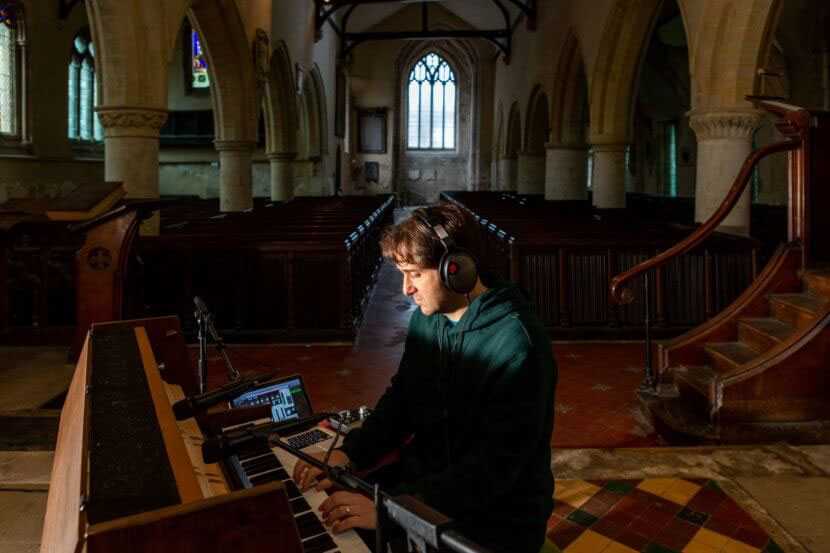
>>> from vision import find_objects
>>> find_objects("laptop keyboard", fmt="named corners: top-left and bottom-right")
top-left (286, 428), bottom-right (331, 449)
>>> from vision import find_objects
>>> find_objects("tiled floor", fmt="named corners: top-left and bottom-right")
top-left (549, 478), bottom-right (783, 553)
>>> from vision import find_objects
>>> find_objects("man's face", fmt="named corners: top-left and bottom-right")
top-left (397, 262), bottom-right (453, 316)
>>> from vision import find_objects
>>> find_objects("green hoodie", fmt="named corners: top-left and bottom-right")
top-left (341, 281), bottom-right (557, 553)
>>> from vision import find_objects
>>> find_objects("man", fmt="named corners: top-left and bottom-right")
top-left (294, 203), bottom-right (557, 553)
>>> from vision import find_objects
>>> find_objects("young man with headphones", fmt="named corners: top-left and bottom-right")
top-left (294, 202), bottom-right (557, 553)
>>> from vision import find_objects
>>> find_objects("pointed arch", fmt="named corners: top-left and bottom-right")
top-left (298, 63), bottom-right (328, 160)
top-left (264, 39), bottom-right (298, 154)
top-left (589, 0), bottom-right (663, 144)
top-left (187, 0), bottom-right (257, 143)
top-left (550, 30), bottom-right (588, 146)
top-left (524, 85), bottom-right (549, 155)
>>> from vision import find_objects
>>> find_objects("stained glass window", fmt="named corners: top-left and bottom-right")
top-left (0, 20), bottom-right (16, 135)
top-left (191, 30), bottom-right (209, 89)
top-left (666, 122), bottom-right (677, 197)
top-left (407, 52), bottom-right (455, 150)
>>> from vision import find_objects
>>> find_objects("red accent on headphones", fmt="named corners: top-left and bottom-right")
top-left (448, 262), bottom-right (458, 275)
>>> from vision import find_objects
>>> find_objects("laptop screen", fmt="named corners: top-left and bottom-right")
top-left (229, 375), bottom-right (313, 423)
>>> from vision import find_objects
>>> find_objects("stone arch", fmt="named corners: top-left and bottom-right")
top-left (297, 63), bottom-right (328, 160)
top-left (691, 0), bottom-right (782, 110)
top-left (187, 0), bottom-right (257, 143)
top-left (550, 30), bottom-right (588, 147)
top-left (393, 39), bottom-right (479, 203)
top-left (589, 0), bottom-right (663, 144)
top-left (264, 39), bottom-right (298, 155)
top-left (524, 85), bottom-right (549, 154)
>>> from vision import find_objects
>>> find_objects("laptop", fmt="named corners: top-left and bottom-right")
top-left (226, 374), bottom-right (334, 449)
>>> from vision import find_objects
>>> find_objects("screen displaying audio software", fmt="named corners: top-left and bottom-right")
top-left (230, 376), bottom-right (313, 423)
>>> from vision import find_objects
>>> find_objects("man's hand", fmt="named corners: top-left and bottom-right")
top-left (319, 491), bottom-right (377, 533)
top-left (292, 449), bottom-right (350, 491)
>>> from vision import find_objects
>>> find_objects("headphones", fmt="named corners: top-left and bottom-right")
top-left (415, 209), bottom-right (479, 295)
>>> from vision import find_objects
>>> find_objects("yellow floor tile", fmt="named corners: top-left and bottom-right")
top-left (555, 480), bottom-right (601, 509)
top-left (689, 528), bottom-right (730, 550)
top-left (720, 537), bottom-right (761, 553)
top-left (663, 479), bottom-right (702, 506)
top-left (602, 541), bottom-right (640, 553)
top-left (682, 540), bottom-right (720, 553)
top-left (563, 530), bottom-right (611, 553)
top-left (636, 478), bottom-right (677, 498)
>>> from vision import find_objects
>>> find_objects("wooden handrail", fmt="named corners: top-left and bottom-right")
top-left (610, 137), bottom-right (799, 305)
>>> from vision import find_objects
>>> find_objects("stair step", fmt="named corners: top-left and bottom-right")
top-left (674, 365), bottom-right (718, 398)
top-left (704, 342), bottom-right (760, 372)
top-left (803, 268), bottom-right (830, 296)
top-left (738, 317), bottom-right (795, 351)
top-left (768, 293), bottom-right (829, 328)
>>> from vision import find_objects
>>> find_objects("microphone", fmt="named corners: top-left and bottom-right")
top-left (201, 413), bottom-right (330, 464)
top-left (172, 372), bottom-right (275, 420)
top-left (194, 296), bottom-right (211, 317)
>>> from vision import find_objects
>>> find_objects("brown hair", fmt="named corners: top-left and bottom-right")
top-left (380, 202), bottom-right (481, 268)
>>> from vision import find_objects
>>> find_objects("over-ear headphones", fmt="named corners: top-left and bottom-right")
top-left (415, 209), bottom-right (479, 295)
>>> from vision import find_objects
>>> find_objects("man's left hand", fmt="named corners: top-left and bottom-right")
top-left (319, 491), bottom-right (377, 533)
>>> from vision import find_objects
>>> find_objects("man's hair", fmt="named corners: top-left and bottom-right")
top-left (380, 202), bottom-right (481, 269)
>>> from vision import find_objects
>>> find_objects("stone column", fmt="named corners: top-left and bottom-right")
top-left (517, 152), bottom-right (546, 194)
top-left (689, 109), bottom-right (763, 234)
top-left (497, 158), bottom-right (515, 191)
top-left (268, 152), bottom-right (296, 201)
top-left (215, 140), bottom-right (256, 212)
top-left (97, 107), bottom-right (168, 234)
top-left (545, 144), bottom-right (588, 200)
top-left (591, 143), bottom-right (627, 208)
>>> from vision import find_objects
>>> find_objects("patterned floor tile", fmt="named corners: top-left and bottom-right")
top-left (547, 480), bottom-right (775, 553)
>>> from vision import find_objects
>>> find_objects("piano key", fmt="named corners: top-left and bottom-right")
top-left (295, 511), bottom-right (327, 540)
top-left (302, 532), bottom-right (339, 553)
top-left (291, 496), bottom-right (312, 514)
top-left (249, 468), bottom-right (289, 486)
top-left (242, 456), bottom-right (282, 474)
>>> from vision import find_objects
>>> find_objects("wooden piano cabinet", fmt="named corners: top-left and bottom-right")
top-left (40, 318), bottom-right (304, 553)
top-left (84, 483), bottom-right (303, 553)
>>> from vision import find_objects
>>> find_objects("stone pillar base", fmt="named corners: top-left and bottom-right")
top-left (517, 153), bottom-right (546, 194)
top-left (268, 152), bottom-right (296, 201)
top-left (215, 140), bottom-right (256, 212)
top-left (591, 143), bottom-right (627, 208)
top-left (545, 145), bottom-right (587, 200)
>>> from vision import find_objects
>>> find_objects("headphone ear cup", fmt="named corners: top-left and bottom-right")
top-left (440, 250), bottom-right (478, 294)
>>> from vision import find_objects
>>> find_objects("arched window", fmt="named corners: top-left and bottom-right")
top-left (0, 8), bottom-right (20, 136)
top-left (68, 32), bottom-right (101, 142)
top-left (407, 52), bottom-right (456, 150)
top-left (191, 29), bottom-right (209, 89)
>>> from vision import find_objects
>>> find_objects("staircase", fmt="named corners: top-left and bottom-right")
top-left (610, 101), bottom-right (830, 445)
top-left (644, 243), bottom-right (830, 443)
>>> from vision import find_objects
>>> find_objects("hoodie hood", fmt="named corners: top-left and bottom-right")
top-left (450, 281), bottom-right (530, 333)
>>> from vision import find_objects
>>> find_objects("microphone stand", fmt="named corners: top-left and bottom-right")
top-left (194, 297), bottom-right (241, 395)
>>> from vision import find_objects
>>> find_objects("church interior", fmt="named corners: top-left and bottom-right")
top-left (1, 0), bottom-right (829, 552)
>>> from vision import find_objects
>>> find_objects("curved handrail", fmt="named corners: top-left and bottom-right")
top-left (610, 137), bottom-right (800, 305)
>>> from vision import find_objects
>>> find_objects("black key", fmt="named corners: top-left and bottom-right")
top-left (290, 496), bottom-right (312, 514)
top-left (303, 532), bottom-right (338, 553)
top-left (242, 456), bottom-right (281, 474)
top-left (283, 479), bottom-right (301, 499)
top-left (249, 470), bottom-right (284, 486)
top-left (295, 511), bottom-right (327, 540)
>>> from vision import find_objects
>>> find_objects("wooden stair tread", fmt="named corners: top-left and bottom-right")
top-left (738, 317), bottom-right (795, 344)
top-left (803, 269), bottom-right (830, 296)
top-left (704, 341), bottom-right (759, 370)
top-left (768, 292), bottom-right (829, 315)
top-left (673, 365), bottom-right (717, 395)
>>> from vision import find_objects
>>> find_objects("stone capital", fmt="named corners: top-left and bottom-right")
top-left (214, 139), bottom-right (257, 152)
top-left (545, 142), bottom-right (588, 151)
top-left (97, 106), bottom-right (168, 138)
top-left (518, 151), bottom-right (545, 159)
top-left (266, 151), bottom-right (298, 162)
top-left (688, 109), bottom-right (763, 140)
